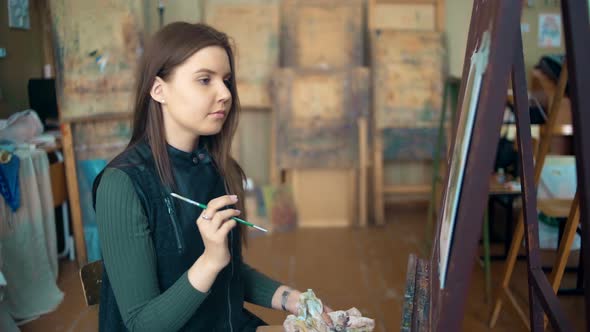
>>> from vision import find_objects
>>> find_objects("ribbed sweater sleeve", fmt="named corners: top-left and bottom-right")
top-left (241, 262), bottom-right (281, 308)
top-left (96, 167), bottom-right (209, 331)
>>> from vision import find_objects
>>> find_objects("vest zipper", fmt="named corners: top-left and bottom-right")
top-left (164, 196), bottom-right (184, 252)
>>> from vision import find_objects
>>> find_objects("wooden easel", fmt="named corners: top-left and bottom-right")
top-left (368, 0), bottom-right (447, 226)
top-left (60, 113), bottom-right (133, 266)
top-left (489, 51), bottom-right (582, 329)
top-left (401, 0), bottom-right (589, 331)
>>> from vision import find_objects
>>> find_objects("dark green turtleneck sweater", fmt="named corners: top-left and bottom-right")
top-left (95, 142), bottom-right (281, 331)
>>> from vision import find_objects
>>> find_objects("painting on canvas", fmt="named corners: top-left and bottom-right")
top-left (438, 30), bottom-right (491, 289)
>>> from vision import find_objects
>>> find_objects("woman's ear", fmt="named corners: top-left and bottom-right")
top-left (150, 76), bottom-right (166, 104)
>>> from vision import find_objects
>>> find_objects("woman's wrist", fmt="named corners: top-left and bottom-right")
top-left (285, 288), bottom-right (302, 314)
top-left (187, 254), bottom-right (222, 292)
top-left (272, 286), bottom-right (301, 313)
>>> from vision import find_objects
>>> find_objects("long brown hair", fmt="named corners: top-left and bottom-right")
top-left (128, 22), bottom-right (247, 244)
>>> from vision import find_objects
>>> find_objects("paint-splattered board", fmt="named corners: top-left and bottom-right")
top-left (382, 127), bottom-right (440, 161)
top-left (160, 0), bottom-right (203, 26)
top-left (71, 117), bottom-right (132, 161)
top-left (49, 0), bottom-right (144, 121)
top-left (372, 31), bottom-right (445, 130)
top-left (369, 0), bottom-right (444, 32)
top-left (372, 3), bottom-right (436, 31)
top-left (272, 68), bottom-right (369, 168)
top-left (282, 0), bottom-right (364, 69)
top-left (205, 0), bottom-right (279, 108)
top-left (400, 254), bottom-right (430, 331)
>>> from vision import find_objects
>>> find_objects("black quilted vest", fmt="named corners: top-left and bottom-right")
top-left (92, 140), bottom-right (264, 331)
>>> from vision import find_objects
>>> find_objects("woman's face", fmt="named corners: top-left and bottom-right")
top-left (152, 46), bottom-right (233, 150)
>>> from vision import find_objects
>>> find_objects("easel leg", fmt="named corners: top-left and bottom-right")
top-left (512, 34), bottom-right (547, 332)
top-left (489, 215), bottom-right (525, 327)
top-left (61, 122), bottom-right (88, 267)
top-left (490, 43), bottom-right (570, 332)
top-left (543, 192), bottom-right (580, 328)
top-left (270, 114), bottom-right (279, 185)
top-left (358, 117), bottom-right (368, 227)
top-left (561, 1), bottom-right (590, 327)
top-left (513, 29), bottom-right (574, 332)
top-left (373, 131), bottom-right (385, 226)
top-left (527, 290), bottom-right (544, 332)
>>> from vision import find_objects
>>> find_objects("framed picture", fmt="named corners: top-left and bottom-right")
top-left (438, 29), bottom-right (491, 289)
top-left (538, 13), bottom-right (562, 48)
top-left (8, 0), bottom-right (30, 30)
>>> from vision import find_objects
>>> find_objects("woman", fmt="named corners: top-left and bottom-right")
top-left (93, 22), bottom-right (332, 331)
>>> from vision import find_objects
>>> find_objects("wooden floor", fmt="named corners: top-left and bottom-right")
top-left (20, 203), bottom-right (585, 331)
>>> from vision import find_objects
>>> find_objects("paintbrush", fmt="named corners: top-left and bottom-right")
top-left (170, 192), bottom-right (268, 233)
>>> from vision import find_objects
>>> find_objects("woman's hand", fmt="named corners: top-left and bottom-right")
top-left (187, 195), bottom-right (240, 292)
top-left (284, 289), bottom-right (301, 315)
top-left (197, 195), bottom-right (240, 272)
top-left (320, 303), bottom-right (334, 327)
top-left (279, 288), bottom-right (334, 327)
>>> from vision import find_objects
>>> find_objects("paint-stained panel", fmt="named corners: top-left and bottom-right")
top-left (272, 68), bottom-right (369, 168)
top-left (283, 0), bottom-right (364, 69)
top-left (72, 119), bottom-right (132, 161)
top-left (372, 3), bottom-right (436, 31)
top-left (382, 127), bottom-right (440, 161)
top-left (49, 0), bottom-right (144, 120)
top-left (205, 0), bottom-right (279, 108)
top-left (372, 31), bottom-right (445, 129)
top-left (291, 74), bottom-right (344, 123)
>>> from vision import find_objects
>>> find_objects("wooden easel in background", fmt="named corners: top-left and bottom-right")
top-left (60, 113), bottom-right (133, 266)
top-left (489, 57), bottom-right (583, 328)
top-left (401, 0), bottom-right (589, 330)
top-left (368, 0), bottom-right (446, 226)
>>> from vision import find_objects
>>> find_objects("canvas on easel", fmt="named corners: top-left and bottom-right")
top-left (438, 30), bottom-right (489, 288)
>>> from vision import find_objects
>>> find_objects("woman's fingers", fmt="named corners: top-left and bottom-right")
top-left (217, 218), bottom-right (237, 238)
top-left (322, 304), bottom-right (334, 327)
top-left (196, 194), bottom-right (239, 228)
top-left (321, 311), bottom-right (334, 327)
top-left (206, 195), bottom-right (238, 215)
top-left (210, 208), bottom-right (240, 230)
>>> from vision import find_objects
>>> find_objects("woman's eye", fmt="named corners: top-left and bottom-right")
top-left (198, 77), bottom-right (210, 85)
